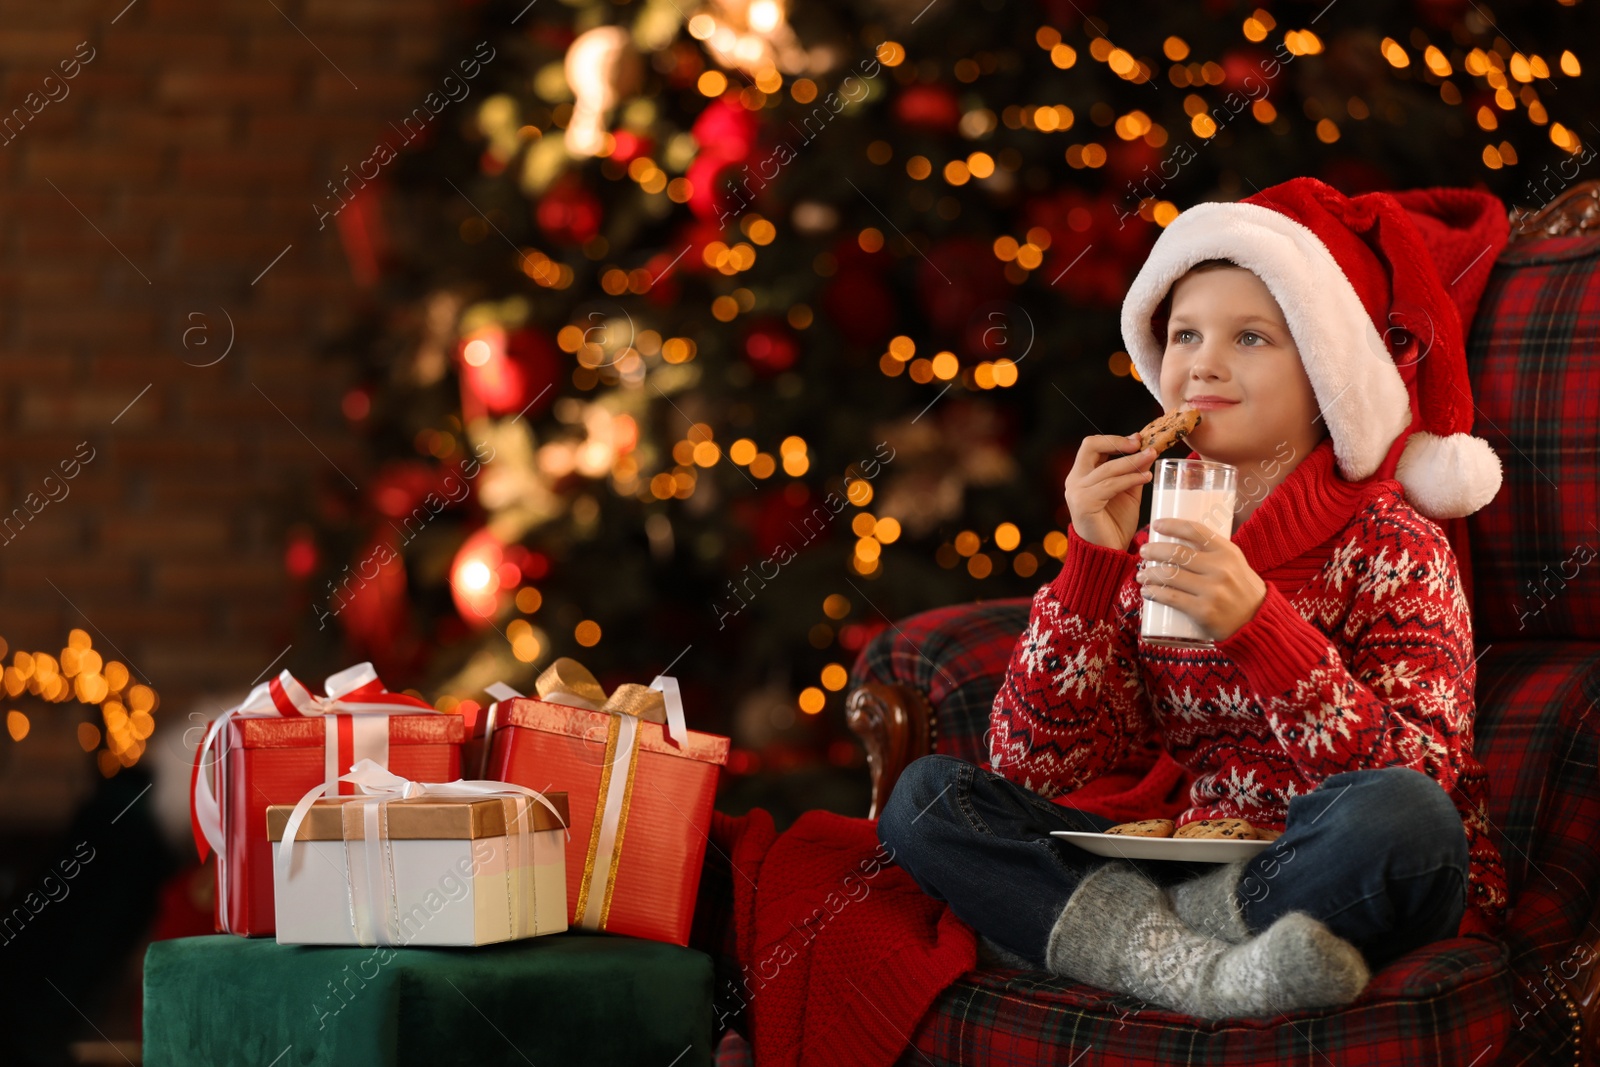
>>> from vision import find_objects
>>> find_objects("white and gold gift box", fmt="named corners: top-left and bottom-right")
top-left (267, 777), bottom-right (570, 947)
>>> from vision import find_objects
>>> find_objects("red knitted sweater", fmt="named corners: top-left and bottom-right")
top-left (989, 438), bottom-right (1508, 936)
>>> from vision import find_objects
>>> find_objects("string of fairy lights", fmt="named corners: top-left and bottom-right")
top-left (3, 630), bottom-right (158, 776)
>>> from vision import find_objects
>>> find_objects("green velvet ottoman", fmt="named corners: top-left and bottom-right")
top-left (143, 931), bottom-right (715, 1066)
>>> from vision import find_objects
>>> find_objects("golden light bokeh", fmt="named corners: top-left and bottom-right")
top-left (3, 629), bottom-right (160, 774)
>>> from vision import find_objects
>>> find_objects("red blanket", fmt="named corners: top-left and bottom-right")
top-left (705, 756), bottom-right (1195, 1067)
top-left (710, 806), bottom-right (976, 1067)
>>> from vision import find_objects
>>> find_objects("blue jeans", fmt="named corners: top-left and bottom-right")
top-left (877, 754), bottom-right (1469, 973)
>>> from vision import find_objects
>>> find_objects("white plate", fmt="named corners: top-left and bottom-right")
top-left (1051, 830), bottom-right (1272, 863)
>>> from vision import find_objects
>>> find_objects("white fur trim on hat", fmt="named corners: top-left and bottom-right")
top-left (1120, 201), bottom-right (1413, 482)
top-left (1394, 431), bottom-right (1503, 519)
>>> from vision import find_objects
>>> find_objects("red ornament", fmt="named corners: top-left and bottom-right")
top-left (609, 130), bottom-right (653, 164)
top-left (284, 528), bottom-right (319, 579)
top-left (690, 98), bottom-right (760, 166)
top-left (686, 99), bottom-right (764, 223)
top-left (1220, 48), bottom-right (1274, 95)
top-left (837, 619), bottom-right (888, 652)
top-left (742, 318), bottom-right (799, 375)
top-left (341, 387), bottom-right (371, 422)
top-left (450, 527), bottom-right (506, 627)
top-left (339, 534), bottom-right (411, 669)
top-left (456, 324), bottom-right (560, 417)
top-left (521, 549), bottom-right (550, 581)
top-left (369, 461), bottom-right (454, 520)
top-left (686, 154), bottom-right (741, 222)
top-left (536, 176), bottom-right (603, 245)
top-left (893, 85), bottom-right (961, 135)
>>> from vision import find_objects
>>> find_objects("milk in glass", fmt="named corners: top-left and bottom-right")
top-left (1141, 459), bottom-right (1238, 648)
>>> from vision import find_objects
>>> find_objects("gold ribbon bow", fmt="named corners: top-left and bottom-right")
top-left (535, 657), bottom-right (668, 725)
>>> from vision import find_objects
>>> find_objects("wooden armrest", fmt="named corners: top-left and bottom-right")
top-left (1562, 911), bottom-right (1600, 1066)
top-left (845, 682), bottom-right (938, 820)
top-left (1509, 179), bottom-right (1600, 242)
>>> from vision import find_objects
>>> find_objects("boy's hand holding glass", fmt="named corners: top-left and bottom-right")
top-left (1136, 518), bottom-right (1268, 642)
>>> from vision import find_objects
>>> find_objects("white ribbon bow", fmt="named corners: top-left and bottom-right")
top-left (191, 662), bottom-right (430, 863)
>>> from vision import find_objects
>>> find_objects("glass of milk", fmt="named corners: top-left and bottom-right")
top-left (1140, 458), bottom-right (1238, 648)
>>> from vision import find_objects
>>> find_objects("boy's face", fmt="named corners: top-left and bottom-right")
top-left (1157, 266), bottom-right (1325, 468)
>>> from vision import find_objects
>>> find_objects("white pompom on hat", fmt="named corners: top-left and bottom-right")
top-left (1119, 176), bottom-right (1505, 520)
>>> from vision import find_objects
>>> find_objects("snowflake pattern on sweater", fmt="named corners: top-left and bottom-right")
top-left (989, 476), bottom-right (1508, 933)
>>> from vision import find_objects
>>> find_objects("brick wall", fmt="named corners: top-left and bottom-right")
top-left (0, 0), bottom-right (459, 828)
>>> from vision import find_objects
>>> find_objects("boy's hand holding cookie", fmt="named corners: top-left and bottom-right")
top-left (1063, 434), bottom-right (1159, 551)
top-left (1136, 517), bottom-right (1268, 641)
top-left (1065, 410), bottom-right (1207, 552)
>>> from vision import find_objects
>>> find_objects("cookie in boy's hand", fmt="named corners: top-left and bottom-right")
top-left (1135, 408), bottom-right (1202, 455)
top-left (1103, 818), bottom-right (1176, 838)
top-left (1173, 818), bottom-right (1257, 840)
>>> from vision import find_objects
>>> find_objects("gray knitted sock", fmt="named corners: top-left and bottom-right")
top-left (1046, 862), bottom-right (1370, 1019)
top-left (1168, 859), bottom-right (1253, 943)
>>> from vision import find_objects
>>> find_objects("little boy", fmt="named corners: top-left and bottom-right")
top-left (877, 177), bottom-right (1509, 1019)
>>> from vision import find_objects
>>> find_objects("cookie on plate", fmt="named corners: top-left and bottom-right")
top-left (1136, 408), bottom-right (1202, 455)
top-left (1173, 818), bottom-right (1257, 840)
top-left (1103, 818), bottom-right (1176, 838)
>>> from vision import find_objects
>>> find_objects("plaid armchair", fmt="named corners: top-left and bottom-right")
top-left (841, 184), bottom-right (1600, 1067)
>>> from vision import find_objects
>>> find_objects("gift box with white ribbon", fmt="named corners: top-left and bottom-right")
top-left (268, 761), bottom-right (570, 946)
top-left (190, 663), bottom-right (465, 936)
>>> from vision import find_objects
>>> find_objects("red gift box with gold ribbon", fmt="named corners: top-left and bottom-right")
top-left (190, 663), bottom-right (463, 937)
top-left (486, 658), bottom-right (728, 946)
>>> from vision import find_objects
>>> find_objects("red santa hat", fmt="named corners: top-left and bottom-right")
top-left (1120, 177), bottom-right (1506, 520)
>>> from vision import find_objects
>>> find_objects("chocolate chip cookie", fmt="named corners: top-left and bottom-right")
top-left (1136, 408), bottom-right (1202, 455)
top-left (1104, 818), bottom-right (1176, 838)
top-left (1173, 817), bottom-right (1258, 840)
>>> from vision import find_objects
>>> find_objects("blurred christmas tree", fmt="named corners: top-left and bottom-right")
top-left (295, 0), bottom-right (1595, 799)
